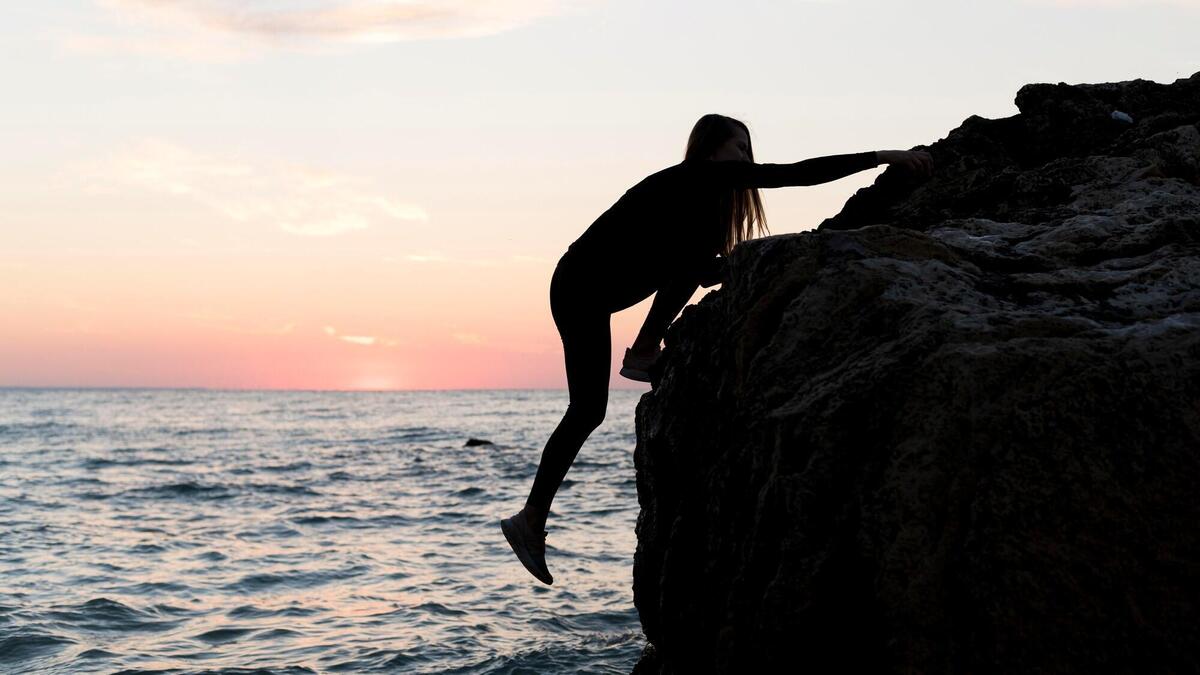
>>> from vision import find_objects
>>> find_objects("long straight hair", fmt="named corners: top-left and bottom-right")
top-left (684, 114), bottom-right (769, 256)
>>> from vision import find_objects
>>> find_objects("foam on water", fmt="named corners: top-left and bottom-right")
top-left (0, 388), bottom-right (647, 674)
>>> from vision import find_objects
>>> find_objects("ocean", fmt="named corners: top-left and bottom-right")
top-left (0, 388), bottom-right (647, 674)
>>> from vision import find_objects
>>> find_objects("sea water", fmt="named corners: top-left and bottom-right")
top-left (0, 388), bottom-right (646, 674)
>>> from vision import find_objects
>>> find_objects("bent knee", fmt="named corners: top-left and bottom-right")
top-left (565, 401), bottom-right (606, 430)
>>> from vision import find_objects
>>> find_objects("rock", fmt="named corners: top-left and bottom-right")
top-left (632, 72), bottom-right (1200, 673)
top-left (464, 437), bottom-right (494, 447)
top-left (820, 71), bottom-right (1200, 232)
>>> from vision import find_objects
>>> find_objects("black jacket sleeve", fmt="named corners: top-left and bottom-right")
top-left (699, 151), bottom-right (881, 189)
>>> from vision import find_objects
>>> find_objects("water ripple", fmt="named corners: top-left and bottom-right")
top-left (0, 388), bottom-right (646, 673)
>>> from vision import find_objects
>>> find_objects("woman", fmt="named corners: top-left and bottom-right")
top-left (500, 114), bottom-right (933, 585)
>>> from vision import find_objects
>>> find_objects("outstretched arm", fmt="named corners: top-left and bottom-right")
top-left (707, 149), bottom-right (933, 189)
top-left (629, 276), bottom-right (700, 355)
top-left (708, 151), bottom-right (880, 188)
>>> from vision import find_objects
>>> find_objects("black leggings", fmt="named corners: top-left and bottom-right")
top-left (524, 253), bottom-right (611, 519)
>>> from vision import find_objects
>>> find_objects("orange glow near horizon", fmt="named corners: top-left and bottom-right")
top-left (0, 249), bottom-right (673, 391)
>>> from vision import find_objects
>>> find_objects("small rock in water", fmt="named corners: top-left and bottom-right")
top-left (464, 437), bottom-right (494, 447)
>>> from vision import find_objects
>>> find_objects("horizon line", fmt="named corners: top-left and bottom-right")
top-left (0, 385), bottom-right (650, 394)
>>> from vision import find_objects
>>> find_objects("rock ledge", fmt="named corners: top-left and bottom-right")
top-left (632, 72), bottom-right (1200, 674)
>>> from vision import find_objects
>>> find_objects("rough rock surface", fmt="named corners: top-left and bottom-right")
top-left (631, 73), bottom-right (1200, 674)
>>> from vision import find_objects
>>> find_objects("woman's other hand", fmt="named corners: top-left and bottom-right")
top-left (876, 150), bottom-right (934, 178)
top-left (620, 345), bottom-right (661, 383)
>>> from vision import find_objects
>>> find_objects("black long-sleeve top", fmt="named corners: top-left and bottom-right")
top-left (562, 151), bottom-right (881, 313)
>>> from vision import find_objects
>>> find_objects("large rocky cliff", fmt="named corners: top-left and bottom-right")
top-left (631, 73), bottom-right (1200, 673)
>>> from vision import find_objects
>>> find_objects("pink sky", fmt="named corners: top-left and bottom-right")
top-left (2, 1), bottom-right (1194, 390)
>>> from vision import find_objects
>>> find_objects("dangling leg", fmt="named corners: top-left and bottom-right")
top-left (501, 253), bottom-right (612, 585)
top-left (523, 309), bottom-right (611, 532)
top-left (500, 303), bottom-right (610, 584)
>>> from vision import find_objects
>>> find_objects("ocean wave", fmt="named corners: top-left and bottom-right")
top-left (226, 604), bottom-right (324, 620)
top-left (0, 420), bottom-right (81, 438)
top-left (440, 631), bottom-right (644, 675)
top-left (290, 514), bottom-right (362, 526)
top-left (82, 457), bottom-right (194, 469)
top-left (44, 597), bottom-right (183, 633)
top-left (0, 629), bottom-right (76, 666)
top-left (345, 425), bottom-right (458, 445)
top-left (118, 480), bottom-right (321, 501)
top-left (259, 461), bottom-right (314, 473)
top-left (242, 483), bottom-right (321, 497)
top-left (169, 426), bottom-right (237, 437)
top-left (108, 581), bottom-right (194, 595)
top-left (111, 445), bottom-right (176, 454)
top-left (222, 564), bottom-right (372, 593)
top-left (123, 481), bottom-right (235, 500)
top-left (194, 626), bottom-right (257, 644)
top-left (413, 601), bottom-right (469, 617)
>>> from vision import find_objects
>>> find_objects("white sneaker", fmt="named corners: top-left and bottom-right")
top-left (619, 347), bottom-right (660, 382)
top-left (500, 510), bottom-right (553, 585)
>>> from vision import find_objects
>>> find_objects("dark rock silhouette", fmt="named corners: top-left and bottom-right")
top-left (464, 438), bottom-right (494, 447)
top-left (632, 72), bottom-right (1200, 674)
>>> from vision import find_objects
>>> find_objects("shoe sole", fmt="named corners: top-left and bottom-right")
top-left (500, 517), bottom-right (554, 585)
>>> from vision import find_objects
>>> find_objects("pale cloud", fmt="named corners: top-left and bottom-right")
top-left (324, 324), bottom-right (399, 347)
top-left (281, 214), bottom-right (370, 237)
top-left (89, 0), bottom-right (567, 51)
top-left (77, 139), bottom-right (428, 237)
top-left (452, 332), bottom-right (485, 345)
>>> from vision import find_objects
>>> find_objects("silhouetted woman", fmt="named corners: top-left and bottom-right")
top-left (501, 113), bottom-right (933, 584)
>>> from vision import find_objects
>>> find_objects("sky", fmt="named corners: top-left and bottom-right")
top-left (1, 0), bottom-right (1196, 391)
